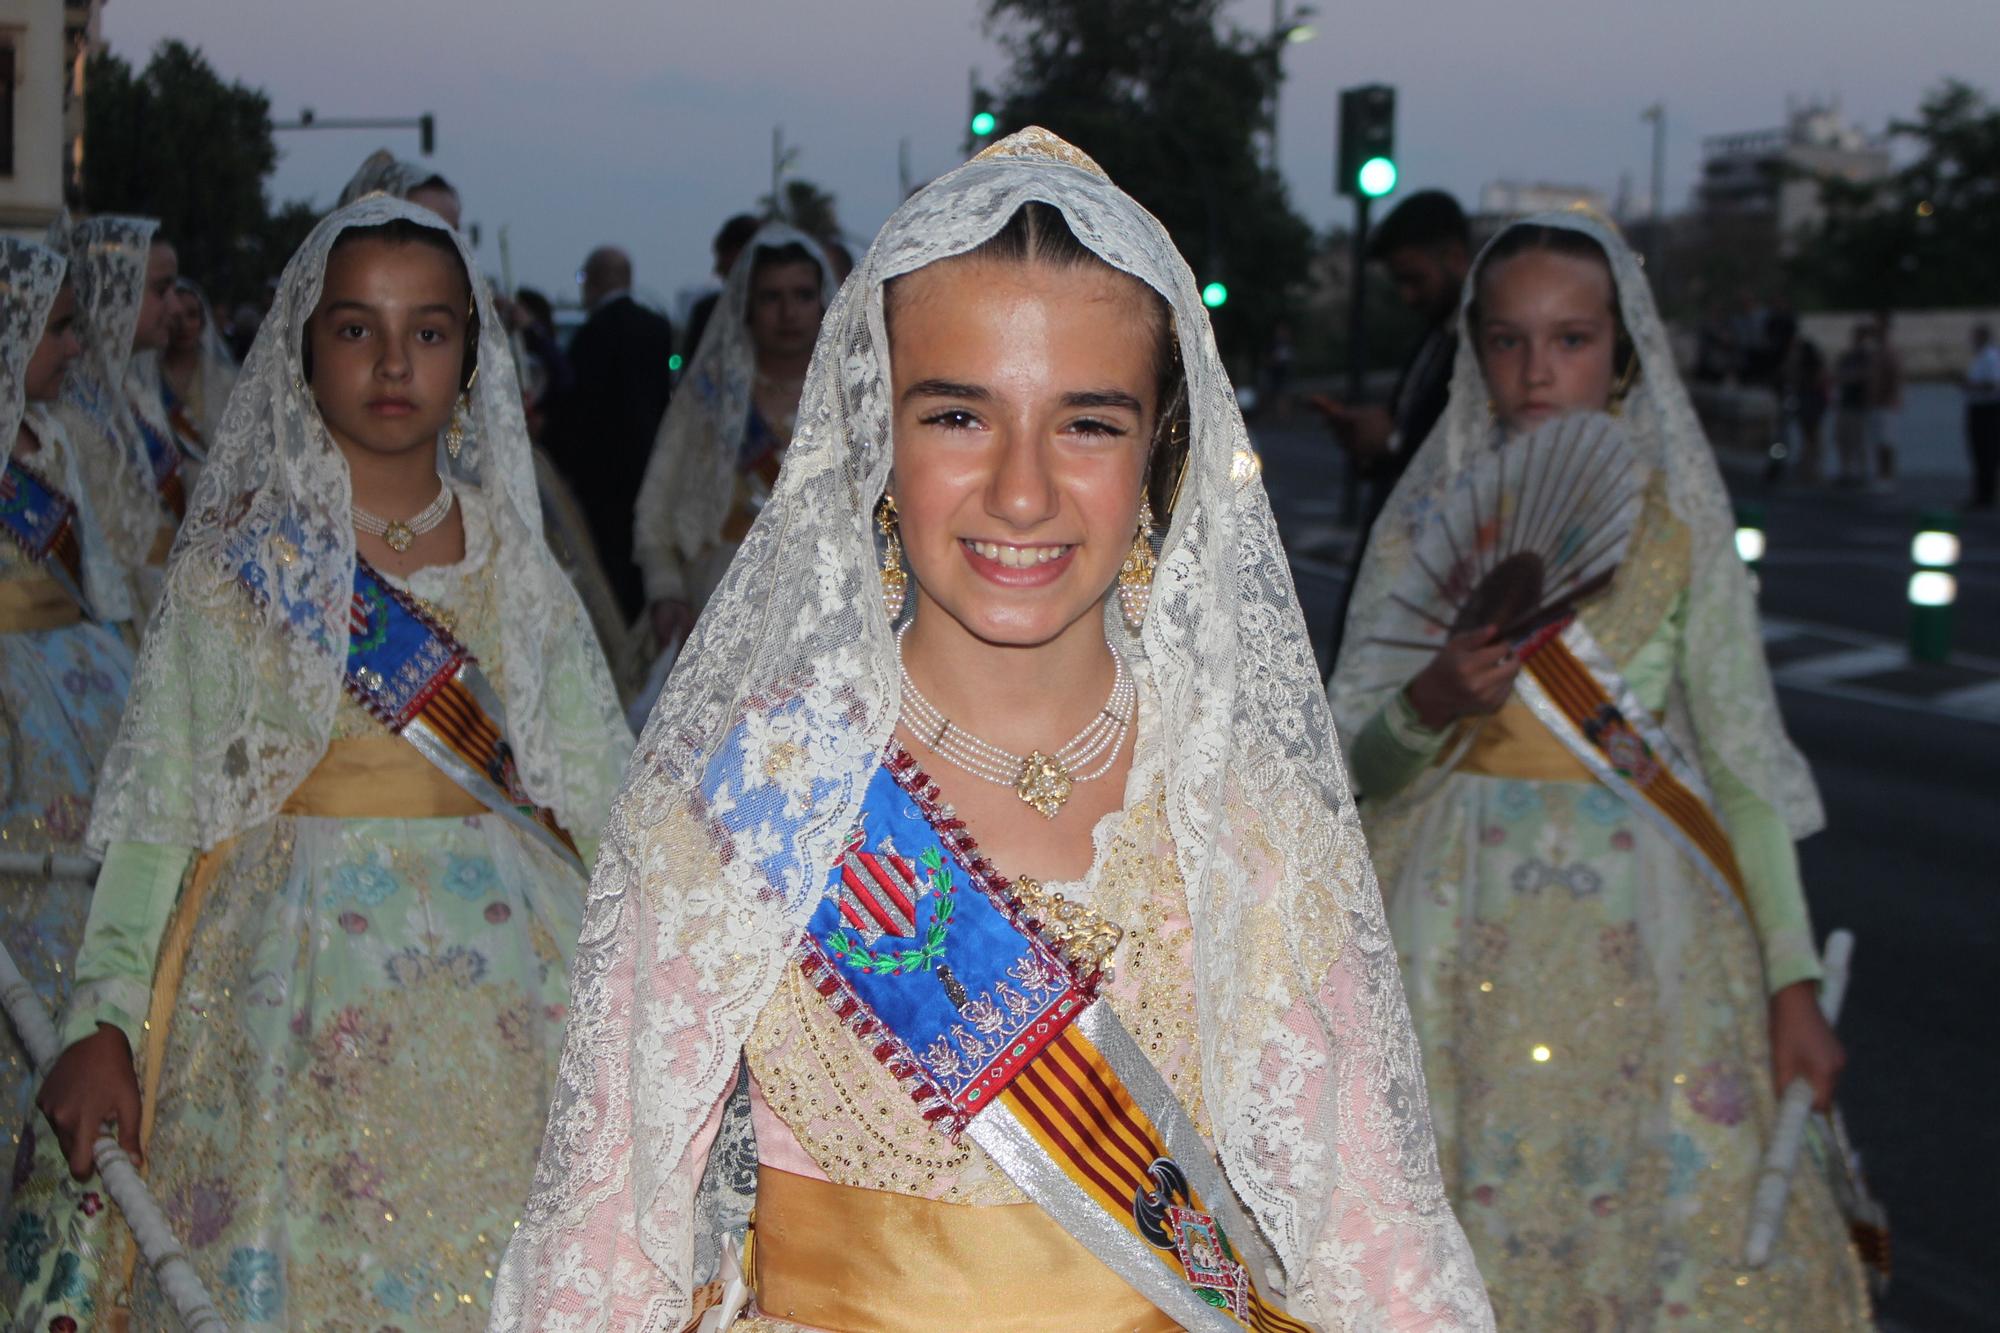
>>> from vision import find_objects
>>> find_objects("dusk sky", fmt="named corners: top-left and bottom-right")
top-left (105, 1), bottom-right (1981, 310)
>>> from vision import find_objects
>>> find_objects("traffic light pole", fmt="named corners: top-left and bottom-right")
top-left (1343, 191), bottom-right (1371, 526)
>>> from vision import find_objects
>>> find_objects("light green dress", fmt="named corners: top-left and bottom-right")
top-left (1348, 482), bottom-right (1871, 1329)
top-left (5, 495), bottom-right (600, 1330)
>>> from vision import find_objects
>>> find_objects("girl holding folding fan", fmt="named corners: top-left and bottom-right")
top-left (9, 197), bottom-right (631, 1329)
top-left (1328, 213), bottom-right (1871, 1327)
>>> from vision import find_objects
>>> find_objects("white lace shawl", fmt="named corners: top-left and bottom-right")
top-left (1328, 211), bottom-right (1821, 836)
top-left (170, 281), bottom-right (241, 440)
top-left (84, 196), bottom-right (632, 855)
top-left (493, 129), bottom-right (1490, 1331)
top-left (631, 222), bottom-right (836, 604)
top-left (337, 148), bottom-right (443, 208)
top-left (1, 237), bottom-right (126, 615)
top-left (51, 215), bottom-right (162, 597)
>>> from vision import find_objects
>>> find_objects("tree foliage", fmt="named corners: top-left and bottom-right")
top-left (83, 41), bottom-right (305, 307)
top-left (759, 178), bottom-right (843, 243)
top-left (1788, 80), bottom-right (2000, 309)
top-left (982, 0), bottom-right (1313, 362)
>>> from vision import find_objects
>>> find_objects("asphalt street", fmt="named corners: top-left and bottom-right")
top-left (1254, 412), bottom-right (1999, 1332)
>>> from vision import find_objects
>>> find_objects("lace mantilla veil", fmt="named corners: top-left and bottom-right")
top-left (632, 222), bottom-right (837, 604)
top-left (1, 236), bottom-right (125, 614)
top-left (1328, 210), bottom-right (1822, 837)
top-left (51, 215), bottom-right (160, 610)
top-left (84, 196), bottom-right (632, 855)
top-left (493, 129), bottom-right (1489, 1331)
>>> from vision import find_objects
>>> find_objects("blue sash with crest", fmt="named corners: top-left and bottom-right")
top-left (0, 457), bottom-right (91, 618)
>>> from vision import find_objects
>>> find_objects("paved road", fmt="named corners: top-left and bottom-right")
top-left (1253, 415), bottom-right (1999, 1331)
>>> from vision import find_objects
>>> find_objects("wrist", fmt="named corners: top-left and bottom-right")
top-left (1404, 676), bottom-right (1456, 732)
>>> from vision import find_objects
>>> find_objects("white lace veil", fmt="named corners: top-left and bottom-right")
top-left (1, 237), bottom-right (67, 465)
top-left (1329, 210), bottom-right (1822, 836)
top-left (336, 148), bottom-right (448, 209)
top-left (173, 277), bottom-right (241, 439)
top-left (85, 196), bottom-right (631, 854)
top-left (494, 129), bottom-right (1484, 1330)
top-left (2, 236), bottom-right (124, 616)
top-left (53, 215), bottom-right (164, 577)
top-left (631, 222), bottom-right (836, 603)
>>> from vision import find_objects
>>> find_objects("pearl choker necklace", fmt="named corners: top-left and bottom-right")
top-left (351, 474), bottom-right (454, 553)
top-left (895, 623), bottom-right (1134, 818)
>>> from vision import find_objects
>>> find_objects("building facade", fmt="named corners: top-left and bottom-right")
top-left (0, 0), bottom-right (102, 234)
top-left (1698, 100), bottom-right (1890, 253)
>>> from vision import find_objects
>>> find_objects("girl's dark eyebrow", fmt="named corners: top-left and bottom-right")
top-left (903, 378), bottom-right (988, 402)
top-left (1062, 389), bottom-right (1143, 412)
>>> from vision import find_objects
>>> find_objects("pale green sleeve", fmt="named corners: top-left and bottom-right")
top-left (60, 841), bottom-right (194, 1050)
top-left (1702, 748), bottom-right (1823, 994)
top-left (1348, 689), bottom-right (1454, 803)
top-left (1650, 591), bottom-right (1822, 995)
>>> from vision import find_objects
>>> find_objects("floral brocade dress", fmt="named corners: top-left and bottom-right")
top-left (0, 453), bottom-right (134, 1181)
top-left (6, 492), bottom-right (586, 1330)
top-left (1349, 479), bottom-right (1871, 1329)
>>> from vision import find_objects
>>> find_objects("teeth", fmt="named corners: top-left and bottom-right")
top-left (967, 540), bottom-right (1071, 569)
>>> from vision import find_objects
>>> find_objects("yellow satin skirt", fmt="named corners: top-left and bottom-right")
top-left (745, 1166), bottom-right (1179, 1332)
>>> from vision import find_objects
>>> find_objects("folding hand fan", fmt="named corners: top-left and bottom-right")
top-left (1370, 411), bottom-right (1644, 663)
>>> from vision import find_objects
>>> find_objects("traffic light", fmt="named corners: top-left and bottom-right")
top-left (1337, 85), bottom-right (1395, 199)
top-left (1200, 281), bottom-right (1229, 309)
top-left (419, 113), bottom-right (436, 156)
top-left (968, 89), bottom-right (998, 148)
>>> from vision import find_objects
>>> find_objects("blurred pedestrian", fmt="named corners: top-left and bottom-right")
top-left (681, 212), bottom-right (760, 360)
top-left (1965, 321), bottom-right (2000, 510)
top-left (1309, 189), bottom-right (1470, 659)
top-left (336, 147), bottom-right (463, 231)
top-left (1832, 323), bottom-right (1874, 486)
top-left (545, 245), bottom-right (675, 617)
top-left (158, 278), bottom-right (239, 453)
top-left (1868, 309), bottom-right (1901, 491)
top-left (1785, 332), bottom-right (1829, 484)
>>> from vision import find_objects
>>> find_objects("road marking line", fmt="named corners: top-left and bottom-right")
top-left (1771, 646), bottom-right (1906, 685)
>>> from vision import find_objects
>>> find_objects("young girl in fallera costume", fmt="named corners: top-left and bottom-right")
top-left (1328, 213), bottom-right (1870, 1328)
top-left (493, 130), bottom-right (1491, 1332)
top-left (0, 236), bottom-right (136, 1163)
top-left (9, 198), bottom-right (632, 1329)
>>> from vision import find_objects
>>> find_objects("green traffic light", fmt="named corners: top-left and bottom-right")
top-left (1201, 281), bottom-right (1229, 309)
top-left (669, 354), bottom-right (685, 372)
top-left (1357, 155), bottom-right (1398, 198)
top-left (970, 111), bottom-right (998, 137)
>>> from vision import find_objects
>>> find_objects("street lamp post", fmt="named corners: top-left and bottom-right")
top-left (1640, 102), bottom-right (1666, 268)
top-left (1268, 1), bottom-right (1317, 171)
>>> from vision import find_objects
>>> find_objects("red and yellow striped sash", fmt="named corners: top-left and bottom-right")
top-left (1002, 1025), bottom-right (1314, 1333)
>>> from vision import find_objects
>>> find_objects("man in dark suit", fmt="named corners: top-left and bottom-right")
top-left (1311, 190), bottom-right (1470, 658)
top-left (548, 246), bottom-right (675, 618)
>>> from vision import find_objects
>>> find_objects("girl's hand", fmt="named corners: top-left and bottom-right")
top-left (1768, 980), bottom-right (1845, 1112)
top-left (1405, 627), bottom-right (1523, 731)
top-left (36, 1024), bottom-right (142, 1180)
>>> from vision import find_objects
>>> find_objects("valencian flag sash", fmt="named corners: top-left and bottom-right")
top-left (0, 456), bottom-right (92, 618)
top-left (793, 747), bottom-right (1316, 1333)
top-left (1515, 620), bottom-right (1751, 919)
top-left (338, 556), bottom-right (582, 872)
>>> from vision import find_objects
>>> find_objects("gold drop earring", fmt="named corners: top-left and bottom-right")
top-left (877, 493), bottom-right (908, 622)
top-left (445, 367), bottom-right (479, 461)
top-left (1118, 501), bottom-right (1157, 632)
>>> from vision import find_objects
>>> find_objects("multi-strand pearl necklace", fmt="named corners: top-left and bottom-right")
top-left (895, 623), bottom-right (1135, 818)
top-left (351, 474), bottom-right (454, 553)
